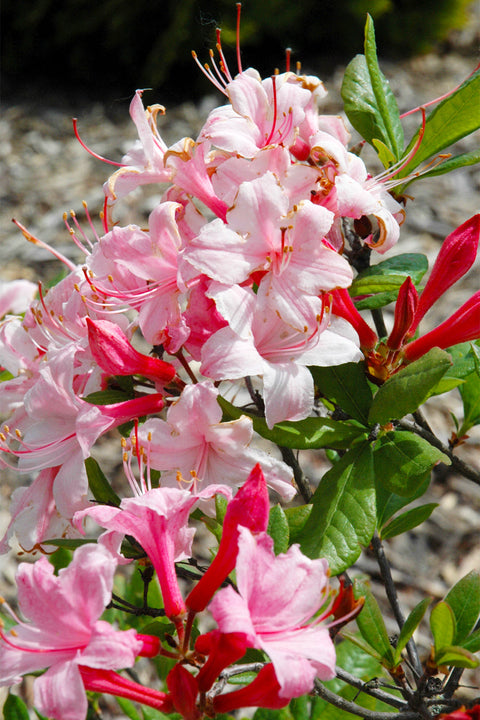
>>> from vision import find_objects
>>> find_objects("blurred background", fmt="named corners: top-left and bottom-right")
top-left (1, 0), bottom-right (478, 106)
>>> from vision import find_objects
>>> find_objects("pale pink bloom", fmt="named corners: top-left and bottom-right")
top-left (0, 544), bottom-right (142, 720)
top-left (87, 203), bottom-right (188, 352)
top-left (104, 89), bottom-right (171, 210)
top-left (74, 484), bottom-right (232, 620)
top-left (201, 284), bottom-right (361, 427)
top-left (0, 467), bottom-right (81, 555)
top-left (209, 527), bottom-right (336, 698)
top-left (199, 68), bottom-right (318, 158)
top-left (0, 279), bottom-right (37, 319)
top-left (127, 380), bottom-right (295, 499)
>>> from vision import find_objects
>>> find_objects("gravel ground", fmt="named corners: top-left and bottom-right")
top-left (1, 40), bottom-right (480, 713)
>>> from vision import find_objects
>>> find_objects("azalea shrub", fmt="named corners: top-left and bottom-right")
top-left (1, 9), bottom-right (480, 720)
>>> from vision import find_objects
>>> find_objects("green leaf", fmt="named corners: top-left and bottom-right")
top-left (373, 431), bottom-right (449, 496)
top-left (268, 504), bottom-right (289, 554)
top-left (430, 601), bottom-right (456, 651)
top-left (142, 708), bottom-right (179, 720)
top-left (463, 627), bottom-right (480, 653)
top-left (459, 371), bottom-right (480, 435)
top-left (394, 598), bottom-right (431, 665)
top-left (444, 570), bottom-right (480, 644)
top-left (298, 443), bottom-right (376, 574)
top-left (283, 504), bottom-right (312, 542)
top-left (409, 148), bottom-right (480, 182)
top-left (396, 68), bottom-right (480, 183)
top-left (364, 15), bottom-right (404, 160)
top-left (115, 697), bottom-right (142, 720)
top-left (340, 630), bottom-right (384, 663)
top-left (85, 457), bottom-right (121, 507)
top-left (350, 253), bottom-right (428, 296)
top-left (218, 397), bottom-right (366, 450)
top-left (289, 697), bottom-right (309, 720)
top-left (354, 579), bottom-right (395, 667)
top-left (434, 645), bottom-right (479, 669)
top-left (253, 708), bottom-right (294, 720)
top-left (43, 538), bottom-right (96, 549)
top-left (82, 388), bottom-right (132, 404)
top-left (311, 363), bottom-right (372, 424)
top-left (368, 348), bottom-right (452, 424)
top-left (375, 473), bottom-right (431, 527)
top-left (380, 503), bottom-right (438, 539)
top-left (3, 695), bottom-right (30, 720)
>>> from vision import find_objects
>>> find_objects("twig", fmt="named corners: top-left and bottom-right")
top-left (279, 446), bottom-right (312, 502)
top-left (372, 308), bottom-right (388, 339)
top-left (371, 533), bottom-right (423, 678)
top-left (398, 419), bottom-right (480, 486)
top-left (334, 666), bottom-right (407, 709)
top-left (313, 680), bottom-right (422, 719)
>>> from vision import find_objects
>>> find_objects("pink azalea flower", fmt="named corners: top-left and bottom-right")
top-left (201, 284), bottom-right (361, 427)
top-left (126, 380), bottom-right (296, 499)
top-left (0, 279), bottom-right (37, 319)
top-left (209, 527), bottom-right (337, 698)
top-left (74, 483), bottom-right (232, 621)
top-left (0, 544), bottom-right (142, 720)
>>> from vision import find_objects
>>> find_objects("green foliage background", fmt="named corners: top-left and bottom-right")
top-left (2, 0), bottom-right (473, 102)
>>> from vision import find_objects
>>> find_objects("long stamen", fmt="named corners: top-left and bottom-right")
top-left (265, 75), bottom-right (278, 146)
top-left (216, 29), bottom-right (233, 82)
top-left (191, 51), bottom-right (228, 95)
top-left (236, 3), bottom-right (243, 74)
top-left (72, 119), bottom-right (126, 167)
top-left (12, 219), bottom-right (77, 271)
top-left (400, 60), bottom-right (480, 119)
top-left (285, 48), bottom-right (292, 73)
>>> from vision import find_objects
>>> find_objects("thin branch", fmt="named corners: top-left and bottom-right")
top-left (371, 533), bottom-right (423, 677)
top-left (313, 680), bottom-right (422, 720)
top-left (371, 308), bottom-right (388, 339)
top-left (398, 419), bottom-right (480, 485)
top-left (334, 667), bottom-right (407, 709)
top-left (279, 445), bottom-right (312, 502)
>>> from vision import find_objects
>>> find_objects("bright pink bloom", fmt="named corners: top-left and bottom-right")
top-left (74, 484), bottom-right (232, 620)
top-left (0, 279), bottom-right (37, 319)
top-left (195, 631), bottom-right (248, 692)
top-left (86, 317), bottom-right (176, 384)
top-left (209, 527), bottom-right (336, 698)
top-left (0, 544), bottom-right (142, 720)
top-left (439, 706), bottom-right (480, 720)
top-left (186, 463), bottom-right (269, 612)
top-left (330, 287), bottom-right (378, 351)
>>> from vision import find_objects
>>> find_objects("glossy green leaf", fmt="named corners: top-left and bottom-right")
top-left (364, 15), bottom-right (404, 159)
top-left (340, 630), bottom-right (384, 663)
top-left (351, 253), bottom-right (428, 293)
top-left (253, 708), bottom-right (294, 720)
top-left (85, 457), bottom-right (121, 506)
top-left (354, 579), bottom-right (395, 667)
top-left (44, 537), bottom-right (96, 549)
top-left (3, 695), bottom-right (30, 720)
top-left (430, 601), bottom-right (456, 651)
top-left (311, 363), bottom-right (372, 424)
top-left (115, 697), bottom-right (142, 720)
top-left (368, 348), bottom-right (452, 424)
top-left (373, 431), bottom-right (449, 496)
top-left (394, 598), bottom-right (431, 665)
top-left (396, 68), bottom-right (480, 182)
top-left (218, 396), bottom-right (366, 449)
top-left (268, 504), bottom-right (290, 554)
top-left (444, 570), bottom-right (480, 644)
top-left (459, 372), bottom-right (480, 435)
top-left (463, 627), bottom-right (480, 653)
top-left (434, 645), bottom-right (479, 669)
top-left (380, 503), bottom-right (438, 539)
top-left (298, 443), bottom-right (376, 574)
top-left (142, 708), bottom-right (180, 720)
top-left (375, 472), bottom-right (430, 527)
top-left (284, 504), bottom-right (312, 542)
top-left (82, 388), bottom-right (132, 405)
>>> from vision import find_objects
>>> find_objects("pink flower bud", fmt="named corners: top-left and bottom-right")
top-left (86, 317), bottom-right (176, 384)
top-left (330, 288), bottom-right (378, 350)
top-left (195, 630), bottom-right (248, 692)
top-left (387, 276), bottom-right (418, 350)
top-left (80, 667), bottom-right (173, 711)
top-left (403, 290), bottom-right (480, 363)
top-left (213, 664), bottom-right (289, 713)
top-left (186, 464), bottom-right (269, 613)
top-left (409, 214), bottom-right (480, 335)
top-left (166, 664), bottom-right (201, 720)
